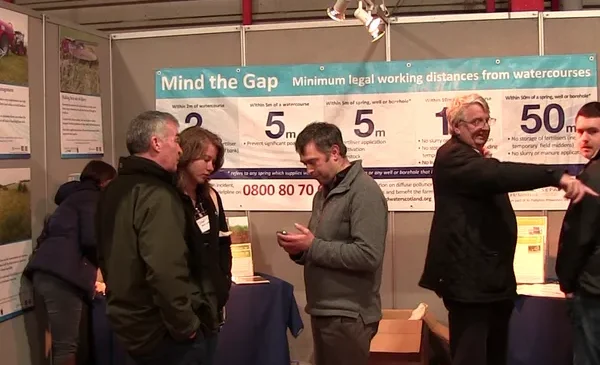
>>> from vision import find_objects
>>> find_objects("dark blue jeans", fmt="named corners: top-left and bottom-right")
top-left (130, 331), bottom-right (219, 365)
top-left (32, 271), bottom-right (85, 365)
top-left (568, 294), bottom-right (600, 365)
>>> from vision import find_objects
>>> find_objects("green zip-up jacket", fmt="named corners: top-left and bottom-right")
top-left (96, 155), bottom-right (201, 355)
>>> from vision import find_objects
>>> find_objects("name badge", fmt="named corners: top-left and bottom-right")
top-left (196, 215), bottom-right (210, 233)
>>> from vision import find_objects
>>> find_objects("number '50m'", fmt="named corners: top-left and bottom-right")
top-left (435, 103), bottom-right (575, 135)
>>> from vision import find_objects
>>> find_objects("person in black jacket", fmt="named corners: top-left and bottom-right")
top-left (419, 93), bottom-right (597, 365)
top-left (556, 101), bottom-right (600, 365)
top-left (96, 111), bottom-right (211, 365)
top-left (24, 160), bottom-right (116, 365)
top-left (176, 126), bottom-right (233, 365)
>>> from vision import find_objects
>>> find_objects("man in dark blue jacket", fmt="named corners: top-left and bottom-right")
top-left (556, 101), bottom-right (600, 365)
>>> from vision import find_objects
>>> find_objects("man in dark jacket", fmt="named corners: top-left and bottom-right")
top-left (419, 93), bottom-right (597, 365)
top-left (556, 101), bottom-right (600, 365)
top-left (96, 111), bottom-right (207, 365)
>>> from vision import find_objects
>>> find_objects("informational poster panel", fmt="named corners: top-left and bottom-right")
top-left (0, 168), bottom-right (33, 321)
top-left (226, 216), bottom-right (268, 284)
top-left (0, 7), bottom-right (30, 159)
top-left (513, 216), bottom-right (547, 284)
top-left (59, 26), bottom-right (103, 158)
top-left (155, 54), bottom-right (597, 211)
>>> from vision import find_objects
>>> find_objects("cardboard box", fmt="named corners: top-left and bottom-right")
top-left (369, 309), bottom-right (429, 365)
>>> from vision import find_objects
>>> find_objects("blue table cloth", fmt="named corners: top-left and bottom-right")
top-left (92, 272), bottom-right (304, 365)
top-left (507, 295), bottom-right (573, 365)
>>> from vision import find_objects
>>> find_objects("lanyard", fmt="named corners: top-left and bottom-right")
top-left (193, 200), bottom-right (206, 219)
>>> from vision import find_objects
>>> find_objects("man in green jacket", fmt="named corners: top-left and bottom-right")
top-left (96, 111), bottom-right (208, 365)
top-left (277, 122), bottom-right (388, 365)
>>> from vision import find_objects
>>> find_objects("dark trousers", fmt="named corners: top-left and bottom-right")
top-left (443, 298), bottom-right (514, 365)
top-left (129, 332), bottom-right (218, 365)
top-left (311, 315), bottom-right (379, 365)
top-left (568, 294), bottom-right (600, 365)
top-left (33, 271), bottom-right (85, 365)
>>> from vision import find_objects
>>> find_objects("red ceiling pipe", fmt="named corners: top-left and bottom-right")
top-left (486, 0), bottom-right (496, 12)
top-left (551, 0), bottom-right (560, 10)
top-left (242, 0), bottom-right (252, 25)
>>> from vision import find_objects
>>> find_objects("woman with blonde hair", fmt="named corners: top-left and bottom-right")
top-left (176, 126), bottom-right (232, 364)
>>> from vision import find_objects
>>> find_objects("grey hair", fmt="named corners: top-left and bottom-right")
top-left (125, 110), bottom-right (179, 155)
top-left (446, 93), bottom-right (490, 135)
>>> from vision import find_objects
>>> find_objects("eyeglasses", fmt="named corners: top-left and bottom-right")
top-left (461, 117), bottom-right (496, 128)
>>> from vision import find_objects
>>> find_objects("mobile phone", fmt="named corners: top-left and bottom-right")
top-left (276, 230), bottom-right (288, 235)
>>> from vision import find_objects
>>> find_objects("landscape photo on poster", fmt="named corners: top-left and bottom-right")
top-left (0, 168), bottom-right (31, 245)
top-left (0, 7), bottom-right (28, 87)
top-left (0, 167), bottom-right (33, 321)
top-left (59, 26), bottom-right (100, 96)
top-left (229, 216), bottom-right (250, 244)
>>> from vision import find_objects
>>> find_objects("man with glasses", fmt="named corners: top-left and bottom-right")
top-left (418, 93), bottom-right (597, 365)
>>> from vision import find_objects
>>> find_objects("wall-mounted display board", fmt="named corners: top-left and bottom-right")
top-left (155, 54), bottom-right (597, 211)
top-left (0, 7), bottom-right (30, 159)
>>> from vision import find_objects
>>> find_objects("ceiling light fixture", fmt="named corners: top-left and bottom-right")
top-left (326, 0), bottom-right (389, 42)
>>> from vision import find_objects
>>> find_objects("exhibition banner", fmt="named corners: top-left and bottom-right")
top-left (59, 26), bottom-right (104, 158)
top-left (0, 7), bottom-right (30, 159)
top-left (0, 168), bottom-right (33, 322)
top-left (155, 54), bottom-right (597, 211)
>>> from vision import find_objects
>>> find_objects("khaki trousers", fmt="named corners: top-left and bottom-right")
top-left (311, 316), bottom-right (379, 365)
